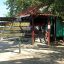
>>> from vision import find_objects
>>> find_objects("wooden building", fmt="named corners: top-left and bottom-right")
top-left (18, 6), bottom-right (63, 45)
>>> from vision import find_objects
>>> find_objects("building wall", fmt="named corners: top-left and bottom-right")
top-left (56, 18), bottom-right (64, 37)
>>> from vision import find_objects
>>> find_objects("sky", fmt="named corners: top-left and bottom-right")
top-left (0, 0), bottom-right (9, 17)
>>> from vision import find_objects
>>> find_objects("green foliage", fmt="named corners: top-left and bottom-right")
top-left (5, 0), bottom-right (15, 17)
top-left (5, 0), bottom-right (64, 18)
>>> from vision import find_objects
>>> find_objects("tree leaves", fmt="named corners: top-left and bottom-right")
top-left (5, 0), bottom-right (64, 18)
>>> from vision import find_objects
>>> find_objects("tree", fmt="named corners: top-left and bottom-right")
top-left (5, 0), bottom-right (15, 17)
top-left (5, 0), bottom-right (42, 16)
top-left (5, 0), bottom-right (64, 18)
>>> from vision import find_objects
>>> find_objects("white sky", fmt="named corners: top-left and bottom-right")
top-left (0, 0), bottom-right (9, 17)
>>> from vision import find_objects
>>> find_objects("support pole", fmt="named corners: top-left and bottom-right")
top-left (47, 18), bottom-right (50, 46)
top-left (54, 17), bottom-right (56, 44)
top-left (32, 17), bottom-right (35, 45)
top-left (19, 37), bottom-right (21, 53)
top-left (32, 30), bottom-right (35, 45)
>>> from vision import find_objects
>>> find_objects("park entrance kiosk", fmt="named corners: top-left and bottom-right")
top-left (31, 14), bottom-right (57, 45)
top-left (19, 13), bottom-right (58, 46)
top-left (17, 6), bottom-right (63, 46)
top-left (19, 12), bottom-right (64, 46)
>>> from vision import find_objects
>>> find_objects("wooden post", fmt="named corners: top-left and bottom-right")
top-left (47, 18), bottom-right (50, 46)
top-left (32, 30), bottom-right (35, 45)
top-left (54, 17), bottom-right (56, 44)
top-left (32, 17), bottom-right (35, 45)
top-left (19, 37), bottom-right (21, 53)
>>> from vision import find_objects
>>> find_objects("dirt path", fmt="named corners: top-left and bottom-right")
top-left (0, 41), bottom-right (64, 64)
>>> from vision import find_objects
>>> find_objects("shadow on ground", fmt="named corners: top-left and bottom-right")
top-left (0, 58), bottom-right (58, 64)
top-left (0, 38), bottom-right (64, 64)
top-left (0, 37), bottom-right (32, 53)
top-left (0, 47), bottom-right (64, 64)
top-left (0, 41), bottom-right (19, 53)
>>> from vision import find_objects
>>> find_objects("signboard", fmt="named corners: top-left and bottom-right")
top-left (13, 22), bottom-right (30, 26)
top-left (21, 22), bottom-right (30, 26)
top-left (7, 22), bottom-right (30, 27)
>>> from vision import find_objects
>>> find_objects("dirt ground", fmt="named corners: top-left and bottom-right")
top-left (0, 40), bottom-right (64, 64)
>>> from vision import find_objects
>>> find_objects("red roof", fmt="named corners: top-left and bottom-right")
top-left (17, 6), bottom-right (57, 17)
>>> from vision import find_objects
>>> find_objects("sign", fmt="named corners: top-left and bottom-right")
top-left (21, 22), bottom-right (30, 26)
top-left (5, 22), bottom-right (30, 27)
top-left (13, 22), bottom-right (30, 26)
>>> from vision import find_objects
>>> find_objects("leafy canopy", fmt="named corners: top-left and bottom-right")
top-left (5, 0), bottom-right (64, 18)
